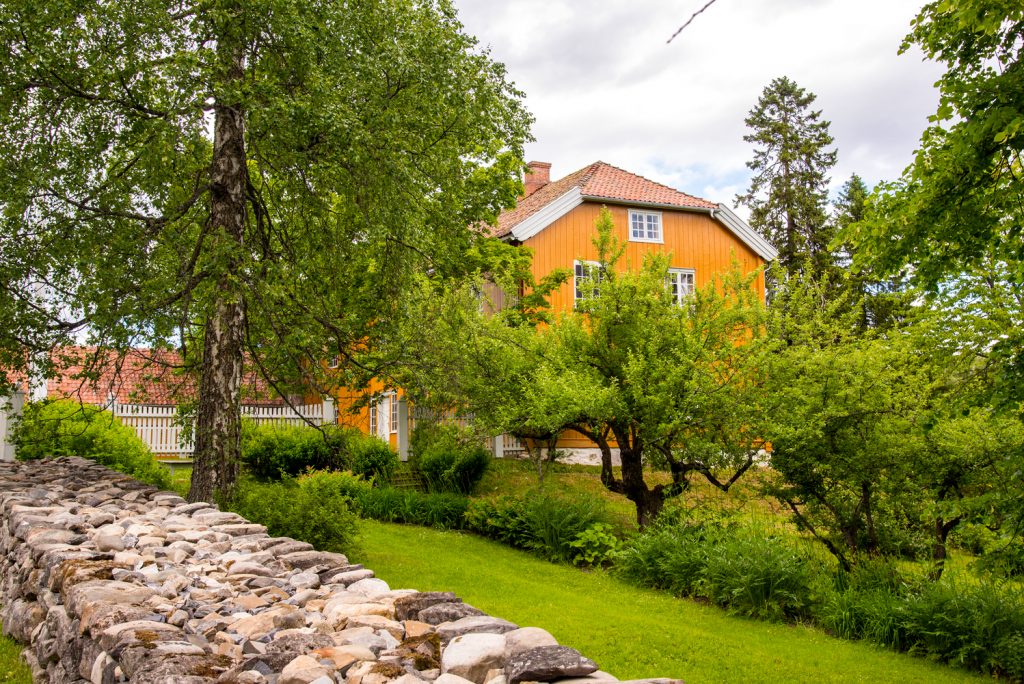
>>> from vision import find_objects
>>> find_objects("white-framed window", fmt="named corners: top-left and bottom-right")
top-left (574, 260), bottom-right (603, 303)
top-left (667, 268), bottom-right (696, 305)
top-left (629, 209), bottom-right (662, 243)
top-left (390, 392), bottom-right (399, 434)
top-left (369, 401), bottom-right (378, 435)
top-left (327, 355), bottom-right (340, 369)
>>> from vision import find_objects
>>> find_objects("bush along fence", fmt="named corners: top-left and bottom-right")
top-left (111, 397), bottom-right (334, 464)
top-left (0, 457), bottom-right (684, 684)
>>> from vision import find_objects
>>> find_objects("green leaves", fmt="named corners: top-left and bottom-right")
top-left (393, 207), bottom-right (768, 524)
top-left (850, 1), bottom-right (1024, 290)
top-left (0, 0), bottom-right (532, 400)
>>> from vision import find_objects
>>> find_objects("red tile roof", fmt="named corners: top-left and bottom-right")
top-left (40, 346), bottom-right (285, 407)
top-left (491, 161), bottom-right (717, 238)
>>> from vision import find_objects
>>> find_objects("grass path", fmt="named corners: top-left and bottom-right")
top-left (354, 520), bottom-right (985, 684)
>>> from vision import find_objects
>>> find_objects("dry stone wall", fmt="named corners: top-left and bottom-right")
top-left (0, 457), bottom-right (683, 684)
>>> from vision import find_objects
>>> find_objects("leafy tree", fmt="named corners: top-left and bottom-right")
top-left (396, 209), bottom-right (769, 526)
top-left (840, 1), bottom-right (1024, 531)
top-left (383, 250), bottom-right (580, 483)
top-left (763, 271), bottom-right (1022, 576)
top-left (844, 2), bottom-right (1024, 288)
top-left (0, 0), bottom-right (531, 502)
top-left (737, 76), bottom-right (838, 283)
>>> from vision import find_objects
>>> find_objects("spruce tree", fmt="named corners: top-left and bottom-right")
top-left (737, 76), bottom-right (838, 284)
top-left (835, 173), bottom-right (912, 331)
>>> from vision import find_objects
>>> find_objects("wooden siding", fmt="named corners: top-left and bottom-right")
top-left (523, 202), bottom-right (766, 313)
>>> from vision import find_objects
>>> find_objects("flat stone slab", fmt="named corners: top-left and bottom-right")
top-left (419, 602), bottom-right (485, 625)
top-left (505, 645), bottom-right (599, 684)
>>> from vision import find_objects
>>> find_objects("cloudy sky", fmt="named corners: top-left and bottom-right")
top-left (453, 0), bottom-right (945, 209)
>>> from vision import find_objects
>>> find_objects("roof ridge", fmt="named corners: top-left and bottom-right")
top-left (584, 161), bottom-right (713, 206)
top-left (553, 161), bottom-right (602, 190)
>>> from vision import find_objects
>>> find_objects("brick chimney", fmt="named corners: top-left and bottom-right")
top-left (523, 161), bottom-right (551, 198)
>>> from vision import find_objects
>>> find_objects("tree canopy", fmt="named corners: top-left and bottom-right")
top-left (0, 0), bottom-right (532, 501)
top-left (844, 2), bottom-right (1023, 287)
top-left (838, 0), bottom-right (1024, 529)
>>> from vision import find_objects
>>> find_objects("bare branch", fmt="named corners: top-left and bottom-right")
top-left (667, 0), bottom-right (720, 44)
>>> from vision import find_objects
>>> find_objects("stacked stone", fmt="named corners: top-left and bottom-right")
top-left (0, 458), bottom-right (682, 684)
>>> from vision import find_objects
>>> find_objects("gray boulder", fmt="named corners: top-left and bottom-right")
top-left (418, 603), bottom-right (484, 626)
top-left (504, 646), bottom-right (598, 684)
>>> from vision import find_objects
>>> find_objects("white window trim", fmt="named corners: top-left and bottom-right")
top-left (574, 259), bottom-right (602, 304)
top-left (628, 209), bottom-right (663, 244)
top-left (667, 268), bottom-right (696, 305)
top-left (369, 402), bottom-right (378, 436)
top-left (327, 355), bottom-right (340, 369)
top-left (390, 392), bottom-right (399, 434)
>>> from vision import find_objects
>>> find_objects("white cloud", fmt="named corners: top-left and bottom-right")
top-left (455, 0), bottom-right (944, 204)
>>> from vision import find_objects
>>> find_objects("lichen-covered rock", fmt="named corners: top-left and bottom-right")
top-left (503, 646), bottom-right (598, 684)
top-left (436, 616), bottom-right (518, 643)
top-left (417, 603), bottom-right (485, 626)
top-left (503, 628), bottom-right (558, 658)
top-left (394, 592), bottom-right (461, 622)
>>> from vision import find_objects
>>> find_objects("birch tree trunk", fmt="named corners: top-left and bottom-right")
top-left (189, 37), bottom-right (248, 504)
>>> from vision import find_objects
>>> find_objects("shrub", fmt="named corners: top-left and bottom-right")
top-left (349, 433), bottom-right (399, 484)
top-left (523, 491), bottom-right (608, 564)
top-left (356, 488), bottom-right (468, 529)
top-left (615, 509), bottom-right (732, 595)
top-left (412, 423), bottom-right (490, 495)
top-left (464, 497), bottom-right (534, 549)
top-left (241, 422), bottom-right (353, 480)
top-left (228, 471), bottom-right (360, 554)
top-left (700, 530), bottom-right (816, 621)
top-left (569, 523), bottom-right (622, 567)
top-left (838, 555), bottom-right (911, 595)
top-left (409, 421), bottom-right (444, 462)
top-left (13, 399), bottom-right (170, 489)
top-left (616, 512), bottom-right (816, 621)
top-left (900, 581), bottom-right (1024, 676)
top-left (813, 562), bottom-right (1024, 678)
top-left (464, 493), bottom-right (610, 563)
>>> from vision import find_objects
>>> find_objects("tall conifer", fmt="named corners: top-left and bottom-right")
top-left (737, 76), bottom-right (838, 286)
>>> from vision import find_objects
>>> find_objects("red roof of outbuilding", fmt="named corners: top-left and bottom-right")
top-left (39, 346), bottom-right (285, 407)
top-left (492, 161), bottom-right (716, 238)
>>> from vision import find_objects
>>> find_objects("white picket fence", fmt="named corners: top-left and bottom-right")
top-left (111, 399), bottom-right (331, 461)
top-left (112, 395), bottom-right (524, 464)
top-left (408, 405), bottom-right (527, 458)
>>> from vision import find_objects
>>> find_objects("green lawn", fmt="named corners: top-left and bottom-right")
top-left (0, 623), bottom-right (31, 684)
top-left (354, 520), bottom-right (986, 684)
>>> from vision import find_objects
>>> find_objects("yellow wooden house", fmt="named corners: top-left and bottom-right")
top-left (347, 161), bottom-right (776, 461)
